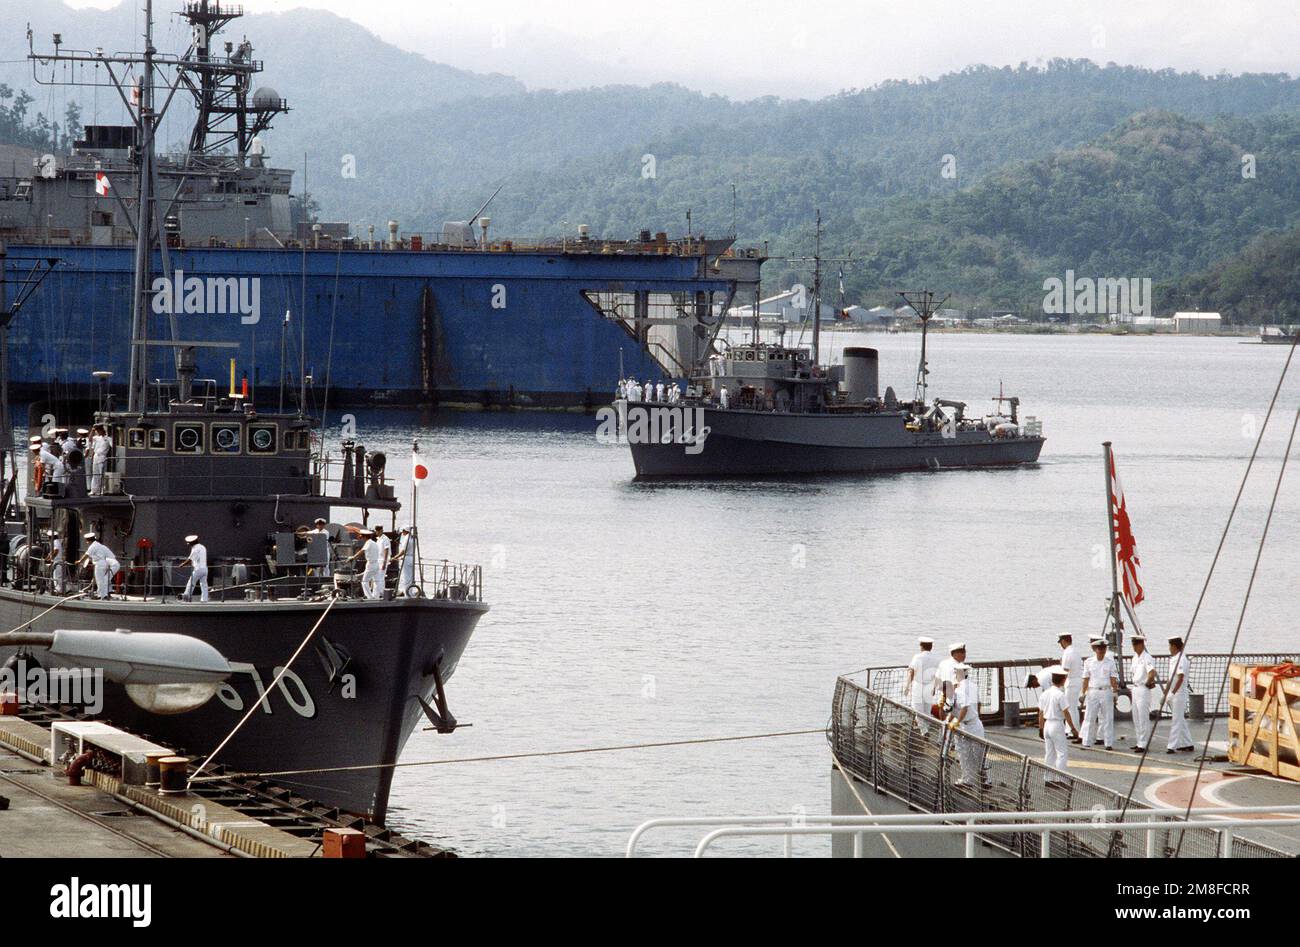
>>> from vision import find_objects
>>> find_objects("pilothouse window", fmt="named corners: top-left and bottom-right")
top-left (174, 422), bottom-right (204, 454)
top-left (248, 425), bottom-right (277, 454)
top-left (211, 423), bottom-right (241, 454)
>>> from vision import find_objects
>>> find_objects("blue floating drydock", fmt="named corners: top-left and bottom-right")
top-left (3, 242), bottom-right (757, 409)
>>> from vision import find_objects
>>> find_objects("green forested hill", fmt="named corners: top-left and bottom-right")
top-left (1160, 226), bottom-right (1300, 323)
top-left (2, 3), bottom-right (1299, 317)
top-left (837, 111), bottom-right (1300, 311)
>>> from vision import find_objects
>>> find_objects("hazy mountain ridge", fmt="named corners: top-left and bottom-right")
top-left (3, 4), bottom-right (1300, 317)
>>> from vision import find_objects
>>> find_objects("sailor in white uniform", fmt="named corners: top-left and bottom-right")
top-left (46, 530), bottom-right (66, 594)
top-left (89, 424), bottom-right (112, 495)
top-left (77, 532), bottom-right (120, 600)
top-left (718, 386), bottom-right (730, 409)
top-left (1037, 666), bottom-right (1079, 785)
top-left (49, 445), bottom-right (69, 487)
top-left (1165, 636), bottom-right (1195, 753)
top-left (351, 528), bottom-right (386, 600)
top-left (396, 526), bottom-right (417, 594)
top-left (1058, 633), bottom-right (1084, 742)
top-left (947, 663), bottom-right (989, 787)
top-left (306, 517), bottom-right (333, 577)
top-left (932, 642), bottom-right (967, 715)
top-left (179, 533), bottom-right (210, 603)
top-left (1080, 638), bottom-right (1119, 749)
top-left (903, 637), bottom-right (941, 732)
top-left (1127, 634), bottom-right (1157, 752)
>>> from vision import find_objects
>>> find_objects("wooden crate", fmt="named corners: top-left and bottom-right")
top-left (1227, 663), bottom-right (1300, 781)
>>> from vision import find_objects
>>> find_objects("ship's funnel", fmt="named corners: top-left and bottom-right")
top-left (842, 347), bottom-right (879, 402)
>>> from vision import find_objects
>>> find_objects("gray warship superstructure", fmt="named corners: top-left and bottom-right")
top-left (0, 4), bottom-right (487, 824)
top-left (5, 2), bottom-right (292, 248)
top-left (619, 215), bottom-right (1045, 478)
top-left (0, 2), bottom-right (763, 409)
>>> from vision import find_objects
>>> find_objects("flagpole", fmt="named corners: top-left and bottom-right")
top-left (1102, 441), bottom-right (1126, 673)
top-left (410, 438), bottom-right (418, 531)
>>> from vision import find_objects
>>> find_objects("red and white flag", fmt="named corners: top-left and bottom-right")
top-left (1109, 450), bottom-right (1144, 610)
top-left (94, 172), bottom-right (111, 196)
top-left (412, 449), bottom-right (430, 487)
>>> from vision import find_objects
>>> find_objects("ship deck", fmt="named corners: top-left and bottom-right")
top-left (986, 717), bottom-right (1300, 855)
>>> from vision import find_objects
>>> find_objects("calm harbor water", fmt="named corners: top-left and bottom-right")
top-left (353, 332), bottom-right (1297, 857)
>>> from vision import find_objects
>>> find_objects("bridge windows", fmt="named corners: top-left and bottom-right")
top-left (173, 422), bottom-right (205, 454)
top-left (248, 425), bottom-right (277, 454)
top-left (211, 423), bottom-right (242, 454)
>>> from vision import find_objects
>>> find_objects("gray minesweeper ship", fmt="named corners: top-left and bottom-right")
top-left (0, 362), bottom-right (486, 824)
top-left (618, 216), bottom-right (1045, 478)
top-left (0, 6), bottom-right (487, 824)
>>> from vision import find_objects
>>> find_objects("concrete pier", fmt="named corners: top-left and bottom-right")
top-left (0, 743), bottom-right (225, 857)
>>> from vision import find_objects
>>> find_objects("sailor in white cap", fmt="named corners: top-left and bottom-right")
top-left (179, 534), bottom-right (209, 603)
top-left (1058, 634), bottom-right (1083, 742)
top-left (45, 529), bottom-right (65, 595)
top-left (77, 532), bottom-right (120, 600)
top-left (89, 423), bottom-right (112, 495)
top-left (1165, 636), bottom-right (1195, 753)
top-left (350, 527), bottom-right (386, 600)
top-left (932, 642), bottom-right (967, 716)
top-left (1080, 638), bottom-right (1119, 749)
top-left (903, 637), bottom-right (941, 732)
top-left (1127, 634), bottom-right (1157, 752)
top-left (1038, 665), bottom-right (1079, 785)
top-left (305, 518), bottom-right (333, 577)
top-left (396, 526), bottom-right (417, 595)
top-left (946, 663), bottom-right (990, 788)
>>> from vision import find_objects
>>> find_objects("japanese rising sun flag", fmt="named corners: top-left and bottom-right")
top-left (1109, 450), bottom-right (1144, 610)
top-left (412, 449), bottom-right (429, 487)
top-left (94, 172), bottom-right (111, 196)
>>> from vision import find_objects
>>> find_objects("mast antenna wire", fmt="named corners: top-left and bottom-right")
top-left (1172, 400), bottom-right (1298, 855)
top-left (1115, 329), bottom-right (1299, 831)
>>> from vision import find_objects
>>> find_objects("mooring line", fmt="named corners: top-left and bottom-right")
top-left (189, 595), bottom-right (338, 787)
top-left (5, 588), bottom-right (90, 635)
top-left (830, 750), bottom-right (902, 858)
top-left (190, 726), bottom-right (829, 782)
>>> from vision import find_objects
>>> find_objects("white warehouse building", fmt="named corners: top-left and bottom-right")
top-left (1173, 311), bottom-right (1222, 333)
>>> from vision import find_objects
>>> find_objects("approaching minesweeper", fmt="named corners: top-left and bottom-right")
top-left (614, 215), bottom-right (1045, 478)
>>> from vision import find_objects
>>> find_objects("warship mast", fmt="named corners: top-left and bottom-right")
top-left (899, 290), bottom-right (949, 407)
top-left (28, 1), bottom-right (281, 410)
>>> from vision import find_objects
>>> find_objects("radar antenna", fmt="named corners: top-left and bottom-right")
top-left (899, 290), bottom-right (949, 406)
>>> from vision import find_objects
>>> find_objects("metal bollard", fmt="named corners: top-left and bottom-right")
top-left (1189, 693), bottom-right (1206, 721)
top-left (1003, 700), bottom-right (1020, 728)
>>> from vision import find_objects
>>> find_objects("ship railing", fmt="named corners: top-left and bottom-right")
top-left (829, 676), bottom-right (1294, 859)
top-left (849, 652), bottom-right (1298, 724)
top-left (22, 556), bottom-right (483, 605)
top-left (628, 807), bottom-right (1300, 858)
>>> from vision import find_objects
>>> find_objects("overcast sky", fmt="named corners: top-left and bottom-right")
top-left (65, 0), bottom-right (1300, 99)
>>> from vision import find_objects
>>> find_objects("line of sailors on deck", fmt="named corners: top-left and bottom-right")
top-left (29, 426), bottom-right (114, 495)
top-left (616, 378), bottom-right (681, 404)
top-left (43, 523), bottom-right (419, 602)
top-left (903, 633), bottom-right (1196, 789)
